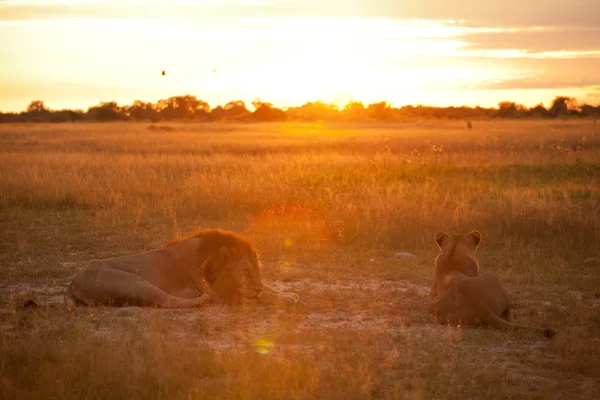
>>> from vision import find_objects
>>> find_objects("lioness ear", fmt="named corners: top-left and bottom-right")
top-left (467, 230), bottom-right (482, 248)
top-left (220, 247), bottom-right (232, 261)
top-left (435, 232), bottom-right (450, 249)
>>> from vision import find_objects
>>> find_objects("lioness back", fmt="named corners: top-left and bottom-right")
top-left (429, 230), bottom-right (555, 338)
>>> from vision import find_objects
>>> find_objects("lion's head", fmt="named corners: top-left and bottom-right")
top-left (203, 246), bottom-right (265, 305)
top-left (434, 230), bottom-right (481, 279)
top-left (183, 229), bottom-right (265, 305)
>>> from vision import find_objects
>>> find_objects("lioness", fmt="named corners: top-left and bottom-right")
top-left (64, 229), bottom-right (299, 308)
top-left (430, 230), bottom-right (555, 338)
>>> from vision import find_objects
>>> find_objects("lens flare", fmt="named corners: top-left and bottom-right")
top-left (244, 204), bottom-right (334, 244)
top-left (254, 339), bottom-right (274, 355)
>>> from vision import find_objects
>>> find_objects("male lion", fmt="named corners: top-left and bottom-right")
top-left (64, 229), bottom-right (299, 308)
top-left (429, 230), bottom-right (555, 338)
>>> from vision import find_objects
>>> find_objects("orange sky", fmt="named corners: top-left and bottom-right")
top-left (1, 0), bottom-right (599, 112)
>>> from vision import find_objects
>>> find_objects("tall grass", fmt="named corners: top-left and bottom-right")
top-left (1, 120), bottom-right (599, 399)
top-left (1, 121), bottom-right (598, 277)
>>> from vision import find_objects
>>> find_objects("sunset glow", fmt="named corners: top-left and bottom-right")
top-left (1, 0), bottom-right (599, 111)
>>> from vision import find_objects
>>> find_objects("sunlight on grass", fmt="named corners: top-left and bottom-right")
top-left (253, 339), bottom-right (275, 355)
top-left (0, 120), bottom-right (599, 399)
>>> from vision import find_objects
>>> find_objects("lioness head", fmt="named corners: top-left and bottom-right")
top-left (434, 230), bottom-right (481, 279)
top-left (203, 245), bottom-right (265, 305)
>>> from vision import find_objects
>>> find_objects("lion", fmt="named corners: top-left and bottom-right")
top-left (62, 228), bottom-right (299, 308)
top-left (429, 230), bottom-right (555, 338)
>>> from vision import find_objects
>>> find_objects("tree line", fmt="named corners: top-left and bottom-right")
top-left (1, 95), bottom-right (599, 123)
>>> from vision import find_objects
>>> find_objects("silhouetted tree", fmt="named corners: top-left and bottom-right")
top-left (341, 101), bottom-right (367, 120)
top-left (3, 94), bottom-right (600, 124)
top-left (87, 102), bottom-right (125, 121)
top-left (531, 103), bottom-right (548, 118)
top-left (580, 104), bottom-right (600, 118)
top-left (209, 105), bottom-right (225, 120)
top-left (286, 101), bottom-right (339, 121)
top-left (497, 102), bottom-right (526, 118)
top-left (26, 100), bottom-right (49, 113)
top-left (221, 100), bottom-right (251, 120)
top-left (50, 109), bottom-right (84, 122)
top-left (251, 99), bottom-right (286, 121)
top-left (157, 95), bottom-right (210, 120)
top-left (548, 96), bottom-right (579, 118)
top-left (23, 100), bottom-right (52, 122)
top-left (367, 102), bottom-right (394, 120)
top-left (127, 100), bottom-right (158, 121)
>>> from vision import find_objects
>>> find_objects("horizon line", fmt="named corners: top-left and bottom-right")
top-left (2, 94), bottom-right (600, 114)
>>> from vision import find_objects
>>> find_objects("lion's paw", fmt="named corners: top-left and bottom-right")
top-left (194, 294), bottom-right (211, 307)
top-left (281, 293), bottom-right (299, 306)
top-left (257, 291), bottom-right (299, 307)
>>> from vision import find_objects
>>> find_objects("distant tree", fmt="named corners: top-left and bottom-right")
top-left (341, 101), bottom-right (366, 120)
top-left (531, 103), bottom-right (548, 118)
top-left (4, 93), bottom-right (599, 124)
top-left (208, 101), bottom-right (251, 121)
top-left (21, 100), bottom-right (52, 121)
top-left (49, 109), bottom-right (84, 122)
top-left (497, 101), bottom-right (526, 118)
top-left (26, 100), bottom-right (50, 113)
top-left (580, 104), bottom-right (600, 118)
top-left (86, 102), bottom-right (125, 121)
top-left (413, 105), bottom-right (440, 119)
top-left (367, 101), bottom-right (394, 120)
top-left (209, 105), bottom-right (225, 120)
top-left (0, 112), bottom-right (20, 123)
top-left (251, 99), bottom-right (286, 122)
top-left (567, 98), bottom-right (581, 115)
top-left (127, 100), bottom-right (159, 121)
top-left (221, 100), bottom-right (251, 120)
top-left (157, 95), bottom-right (210, 120)
top-left (285, 101), bottom-right (339, 121)
top-left (396, 105), bottom-right (413, 119)
top-left (548, 96), bottom-right (579, 118)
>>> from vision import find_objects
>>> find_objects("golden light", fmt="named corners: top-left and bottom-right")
top-left (244, 204), bottom-right (334, 245)
top-left (2, 3), bottom-right (598, 111)
top-left (254, 339), bottom-right (275, 355)
top-left (0, 14), bottom-right (509, 110)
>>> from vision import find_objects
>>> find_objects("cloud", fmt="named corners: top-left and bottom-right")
top-left (462, 27), bottom-right (600, 53)
top-left (477, 57), bottom-right (600, 91)
top-left (1, 0), bottom-right (599, 27)
top-left (482, 79), bottom-right (600, 90)
top-left (356, 1), bottom-right (600, 27)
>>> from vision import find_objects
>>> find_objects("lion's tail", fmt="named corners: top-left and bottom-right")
top-left (23, 298), bottom-right (40, 308)
top-left (22, 285), bottom-right (79, 310)
top-left (480, 309), bottom-right (556, 338)
top-left (504, 321), bottom-right (556, 339)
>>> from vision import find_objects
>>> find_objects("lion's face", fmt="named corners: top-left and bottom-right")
top-left (229, 252), bottom-right (265, 299)
top-left (434, 230), bottom-right (481, 279)
top-left (206, 246), bottom-right (265, 305)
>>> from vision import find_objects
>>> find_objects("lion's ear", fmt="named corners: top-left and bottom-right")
top-left (435, 232), bottom-right (450, 249)
top-left (220, 247), bottom-right (232, 261)
top-left (467, 230), bottom-right (482, 248)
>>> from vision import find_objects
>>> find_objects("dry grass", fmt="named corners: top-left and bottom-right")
top-left (1, 120), bottom-right (599, 399)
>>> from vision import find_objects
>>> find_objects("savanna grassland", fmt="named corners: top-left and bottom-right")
top-left (1, 120), bottom-right (599, 399)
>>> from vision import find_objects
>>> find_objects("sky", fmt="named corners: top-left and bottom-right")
top-left (1, 0), bottom-right (599, 112)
